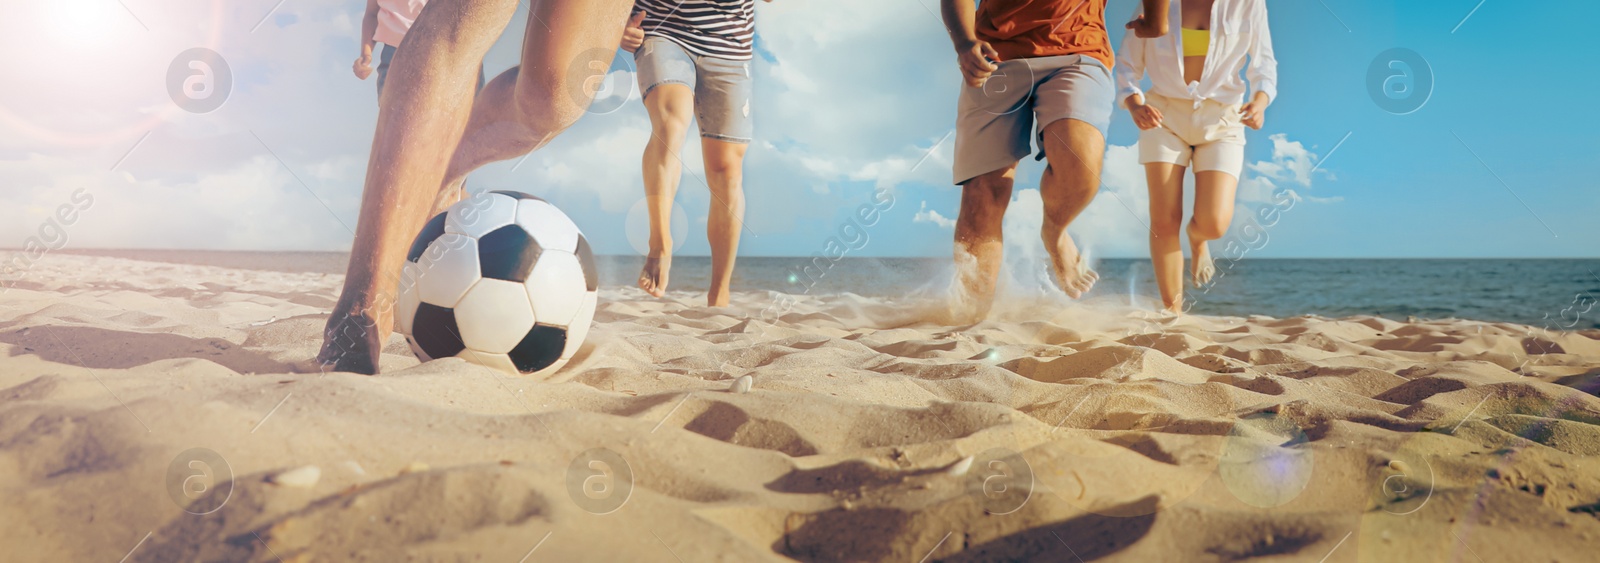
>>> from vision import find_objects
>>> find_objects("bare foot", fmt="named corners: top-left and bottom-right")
top-left (316, 310), bottom-right (384, 375)
top-left (1048, 233), bottom-right (1099, 299)
top-left (950, 246), bottom-right (997, 322)
top-left (707, 286), bottom-right (730, 308)
top-left (638, 249), bottom-right (672, 298)
top-left (1191, 241), bottom-right (1216, 287)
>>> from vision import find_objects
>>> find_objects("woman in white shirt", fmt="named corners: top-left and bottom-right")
top-left (1116, 0), bottom-right (1277, 313)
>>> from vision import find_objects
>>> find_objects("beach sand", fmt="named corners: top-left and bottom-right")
top-left (3, 253), bottom-right (1599, 562)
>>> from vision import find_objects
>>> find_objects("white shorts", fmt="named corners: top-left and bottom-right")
top-left (1137, 92), bottom-right (1246, 177)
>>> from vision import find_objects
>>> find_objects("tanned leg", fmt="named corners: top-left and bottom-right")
top-left (953, 165), bottom-right (1017, 320)
top-left (1188, 170), bottom-right (1238, 288)
top-left (319, 0), bottom-right (633, 375)
top-left (637, 84), bottom-right (695, 298)
top-left (439, 0), bottom-right (637, 196)
top-left (1145, 163), bottom-right (1187, 312)
top-left (1037, 118), bottom-right (1105, 298)
top-left (702, 138), bottom-right (748, 307)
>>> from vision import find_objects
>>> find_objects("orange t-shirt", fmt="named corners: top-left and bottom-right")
top-left (976, 0), bottom-right (1114, 68)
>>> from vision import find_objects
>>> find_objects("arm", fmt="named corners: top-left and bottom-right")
top-left (620, 9), bottom-right (646, 52)
top-left (1118, 33), bottom-right (1162, 130)
top-left (1115, 16), bottom-right (1147, 108)
top-left (1245, 0), bottom-right (1278, 104)
top-left (353, 0), bottom-right (379, 80)
top-left (1241, 0), bottom-right (1277, 128)
top-left (941, 0), bottom-right (1000, 88)
top-left (1126, 0), bottom-right (1170, 38)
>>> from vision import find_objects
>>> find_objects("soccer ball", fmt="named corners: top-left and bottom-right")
top-left (397, 191), bottom-right (599, 377)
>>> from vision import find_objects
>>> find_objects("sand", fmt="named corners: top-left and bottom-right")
top-left (2, 253), bottom-right (1599, 562)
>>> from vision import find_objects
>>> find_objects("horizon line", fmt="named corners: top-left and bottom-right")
top-left (29, 249), bottom-right (1600, 261)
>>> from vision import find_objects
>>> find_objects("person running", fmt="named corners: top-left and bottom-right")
top-left (319, 0), bottom-right (636, 375)
top-left (1116, 0), bottom-right (1276, 313)
top-left (622, 0), bottom-right (764, 307)
top-left (352, 0), bottom-right (485, 98)
top-left (940, 0), bottom-right (1170, 318)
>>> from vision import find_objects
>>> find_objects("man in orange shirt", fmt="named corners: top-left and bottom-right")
top-left (940, 0), bottom-right (1168, 318)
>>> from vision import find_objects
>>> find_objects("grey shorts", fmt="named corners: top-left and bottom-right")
top-left (953, 54), bottom-right (1114, 185)
top-left (633, 36), bottom-right (753, 144)
top-left (376, 43), bottom-right (485, 99)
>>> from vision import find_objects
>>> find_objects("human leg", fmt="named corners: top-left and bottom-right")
top-left (320, 0), bottom-right (633, 374)
top-left (701, 138), bottom-right (747, 307)
top-left (637, 83), bottom-right (695, 298)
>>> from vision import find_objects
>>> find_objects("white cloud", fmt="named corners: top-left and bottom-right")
top-left (1, 152), bottom-right (357, 251)
top-left (0, 1), bottom-right (1342, 259)
top-left (1248, 134), bottom-right (1317, 187)
top-left (913, 201), bottom-right (956, 229)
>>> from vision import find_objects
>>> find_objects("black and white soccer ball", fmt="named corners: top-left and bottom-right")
top-left (397, 191), bottom-right (598, 377)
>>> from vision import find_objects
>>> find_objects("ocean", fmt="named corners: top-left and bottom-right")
top-left (52, 250), bottom-right (1600, 329)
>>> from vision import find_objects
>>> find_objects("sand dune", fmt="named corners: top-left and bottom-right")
top-left (2, 253), bottom-right (1599, 562)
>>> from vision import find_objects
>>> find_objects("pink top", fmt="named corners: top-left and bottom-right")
top-left (373, 0), bottom-right (426, 46)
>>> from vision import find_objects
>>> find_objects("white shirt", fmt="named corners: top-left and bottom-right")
top-left (1115, 0), bottom-right (1278, 107)
top-left (373, 0), bottom-right (426, 46)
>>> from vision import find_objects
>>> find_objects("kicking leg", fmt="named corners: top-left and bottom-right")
top-left (1188, 170), bottom-right (1238, 287)
top-left (953, 165), bottom-right (1017, 319)
top-left (438, 0), bottom-right (636, 197)
top-left (320, 0), bottom-right (632, 374)
top-left (1038, 118), bottom-right (1105, 298)
top-left (702, 138), bottom-right (748, 307)
top-left (1145, 163), bottom-right (1186, 311)
top-left (637, 84), bottom-right (694, 298)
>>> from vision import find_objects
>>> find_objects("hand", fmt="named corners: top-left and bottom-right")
top-left (620, 10), bottom-right (647, 53)
top-left (956, 39), bottom-right (1001, 88)
top-left (1125, 15), bottom-right (1167, 38)
top-left (1127, 98), bottom-right (1163, 130)
top-left (353, 50), bottom-right (373, 80)
top-left (1240, 96), bottom-right (1269, 130)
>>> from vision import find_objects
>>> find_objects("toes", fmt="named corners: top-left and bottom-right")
top-left (1057, 268), bottom-right (1097, 300)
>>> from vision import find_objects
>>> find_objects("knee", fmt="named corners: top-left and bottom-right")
top-left (1189, 216), bottom-right (1230, 241)
top-left (703, 141), bottom-right (748, 177)
top-left (703, 153), bottom-right (744, 179)
top-left (512, 68), bottom-right (583, 138)
top-left (958, 174), bottom-right (1012, 235)
top-left (647, 100), bottom-right (694, 148)
top-left (966, 171), bottom-right (1012, 199)
top-left (1041, 173), bottom-right (1098, 211)
top-left (1151, 215), bottom-right (1184, 238)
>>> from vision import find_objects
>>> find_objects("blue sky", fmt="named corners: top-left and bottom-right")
top-left (1, 0), bottom-right (1594, 258)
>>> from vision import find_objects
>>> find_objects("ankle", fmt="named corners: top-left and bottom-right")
top-left (648, 237), bottom-right (673, 255)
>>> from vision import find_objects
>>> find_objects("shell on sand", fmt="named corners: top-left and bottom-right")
top-left (267, 466), bottom-right (321, 489)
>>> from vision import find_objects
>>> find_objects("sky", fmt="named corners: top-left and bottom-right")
top-left (1, 0), bottom-right (1595, 259)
